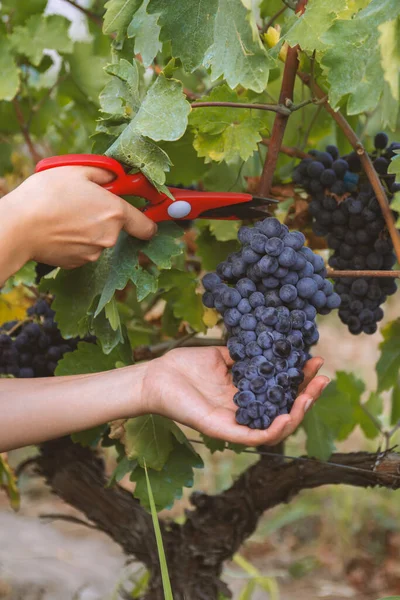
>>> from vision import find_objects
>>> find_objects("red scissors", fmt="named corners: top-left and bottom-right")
top-left (35, 154), bottom-right (277, 221)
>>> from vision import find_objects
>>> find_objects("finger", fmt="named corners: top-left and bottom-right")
top-left (121, 201), bottom-right (158, 240)
top-left (81, 166), bottom-right (117, 186)
top-left (300, 357), bottom-right (324, 391)
top-left (216, 346), bottom-right (235, 368)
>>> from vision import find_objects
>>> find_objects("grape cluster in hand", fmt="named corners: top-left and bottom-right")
top-left (202, 217), bottom-right (340, 430)
top-left (0, 299), bottom-right (93, 378)
top-left (293, 134), bottom-right (399, 335)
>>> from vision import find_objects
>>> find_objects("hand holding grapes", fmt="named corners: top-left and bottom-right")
top-left (0, 166), bottom-right (157, 285)
top-left (142, 347), bottom-right (329, 446)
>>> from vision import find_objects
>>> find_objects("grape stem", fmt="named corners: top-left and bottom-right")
top-left (327, 269), bottom-right (400, 278)
top-left (297, 70), bottom-right (400, 265)
top-left (260, 139), bottom-right (311, 160)
top-left (191, 101), bottom-right (292, 116)
top-left (61, 0), bottom-right (103, 26)
top-left (257, 0), bottom-right (308, 196)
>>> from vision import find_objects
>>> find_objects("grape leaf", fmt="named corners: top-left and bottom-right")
top-left (0, 39), bottom-right (19, 101)
top-left (127, 0), bottom-right (162, 67)
top-left (285, 0), bottom-right (347, 52)
top-left (105, 126), bottom-right (172, 186)
top-left (334, 371), bottom-right (365, 440)
top-left (163, 131), bottom-right (207, 186)
top-left (359, 392), bottom-right (383, 439)
top-left (55, 341), bottom-right (131, 376)
top-left (3, 262), bottom-right (36, 293)
top-left (132, 75), bottom-right (190, 142)
top-left (121, 415), bottom-right (185, 469)
top-left (321, 0), bottom-right (400, 114)
top-left (147, 0), bottom-right (217, 72)
top-left (10, 15), bottom-right (74, 66)
top-left (158, 269), bottom-right (206, 332)
top-left (392, 381), bottom-right (400, 425)
top-left (204, 0), bottom-right (274, 92)
top-left (130, 443), bottom-right (203, 511)
top-left (303, 374), bottom-right (355, 459)
top-left (0, 0), bottom-right (47, 24)
top-left (103, 59), bottom-right (141, 118)
top-left (378, 17), bottom-right (400, 103)
top-left (201, 434), bottom-right (226, 454)
top-left (196, 226), bottom-right (239, 271)
top-left (71, 425), bottom-right (108, 448)
top-left (376, 319), bottom-right (400, 392)
top-left (190, 85), bottom-right (269, 163)
top-left (103, 0), bottom-right (143, 41)
top-left (209, 221), bottom-right (240, 242)
top-left (67, 42), bottom-right (109, 105)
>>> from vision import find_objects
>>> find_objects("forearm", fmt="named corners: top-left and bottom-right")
top-left (0, 191), bottom-right (31, 286)
top-left (0, 364), bottom-right (147, 451)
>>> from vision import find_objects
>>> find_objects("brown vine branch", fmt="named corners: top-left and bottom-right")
top-left (12, 98), bottom-right (41, 163)
top-left (62, 0), bottom-right (103, 26)
top-left (257, 1), bottom-right (308, 196)
top-left (35, 439), bottom-right (400, 600)
top-left (261, 138), bottom-right (310, 160)
top-left (258, 48), bottom-right (300, 195)
top-left (297, 71), bottom-right (400, 265)
top-left (191, 101), bottom-right (291, 116)
top-left (327, 269), bottom-right (400, 278)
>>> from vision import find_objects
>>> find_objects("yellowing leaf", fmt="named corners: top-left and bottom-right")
top-left (0, 287), bottom-right (33, 323)
top-left (203, 307), bottom-right (219, 328)
top-left (0, 454), bottom-right (20, 511)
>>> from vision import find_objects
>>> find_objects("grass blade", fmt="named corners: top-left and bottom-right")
top-left (144, 461), bottom-right (174, 599)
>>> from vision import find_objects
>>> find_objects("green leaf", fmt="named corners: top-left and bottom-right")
top-left (334, 371), bottom-right (365, 440)
top-left (71, 425), bottom-right (108, 448)
top-left (285, 0), bottom-right (347, 52)
top-left (376, 319), bottom-right (400, 392)
top-left (321, 0), bottom-right (400, 114)
top-left (358, 392), bottom-right (383, 439)
top-left (0, 0), bottom-right (47, 24)
top-left (196, 226), bottom-right (239, 271)
top-left (132, 74), bottom-right (190, 142)
top-left (103, 59), bottom-right (141, 117)
top-left (3, 262), bottom-right (36, 293)
top-left (201, 434), bottom-right (226, 454)
top-left (122, 415), bottom-right (186, 469)
top-left (67, 42), bottom-right (109, 105)
top-left (205, 0), bottom-right (274, 92)
top-left (391, 381), bottom-right (400, 425)
top-left (148, 0), bottom-right (217, 72)
top-left (190, 85), bottom-right (269, 164)
top-left (159, 269), bottom-right (206, 332)
top-left (108, 455), bottom-right (138, 486)
top-left (209, 221), bottom-right (240, 242)
top-left (131, 443), bottom-right (203, 511)
top-left (143, 461), bottom-right (174, 599)
top-left (162, 131), bottom-right (207, 186)
top-left (10, 15), bottom-right (74, 66)
top-left (378, 17), bottom-right (400, 103)
top-left (103, 0), bottom-right (143, 41)
top-left (0, 454), bottom-right (20, 511)
top-left (105, 126), bottom-right (172, 186)
top-left (0, 38), bottom-right (19, 101)
top-left (127, 0), bottom-right (162, 67)
top-left (303, 374), bottom-right (356, 459)
top-left (55, 341), bottom-right (131, 376)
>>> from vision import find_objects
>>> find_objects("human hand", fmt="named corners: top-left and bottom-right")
top-left (142, 347), bottom-right (329, 447)
top-left (2, 166), bottom-right (157, 270)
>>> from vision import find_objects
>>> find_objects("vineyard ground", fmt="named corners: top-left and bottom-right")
top-left (1, 298), bottom-right (399, 600)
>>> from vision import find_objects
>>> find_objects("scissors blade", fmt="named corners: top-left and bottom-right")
top-left (199, 196), bottom-right (278, 219)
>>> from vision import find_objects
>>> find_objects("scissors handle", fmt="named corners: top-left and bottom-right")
top-left (35, 154), bottom-right (166, 204)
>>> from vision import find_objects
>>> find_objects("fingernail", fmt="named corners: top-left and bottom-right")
top-left (316, 359), bottom-right (324, 370)
top-left (304, 397), bottom-right (314, 413)
top-left (152, 223), bottom-right (158, 235)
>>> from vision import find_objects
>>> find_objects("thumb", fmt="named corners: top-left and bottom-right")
top-left (81, 166), bottom-right (117, 186)
top-left (120, 200), bottom-right (158, 240)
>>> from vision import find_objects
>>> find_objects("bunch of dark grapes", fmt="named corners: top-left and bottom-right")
top-left (0, 298), bottom-right (93, 378)
top-left (202, 217), bottom-right (341, 430)
top-left (293, 133), bottom-right (399, 335)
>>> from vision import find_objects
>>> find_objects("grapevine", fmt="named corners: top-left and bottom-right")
top-left (293, 136), bottom-right (399, 334)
